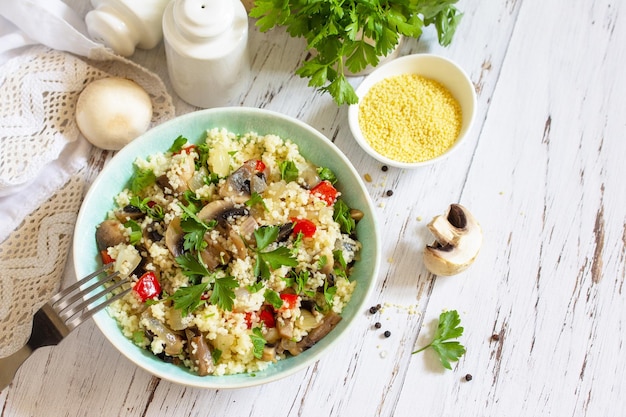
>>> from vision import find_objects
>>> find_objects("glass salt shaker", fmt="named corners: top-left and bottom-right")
top-left (162, 0), bottom-right (250, 108)
top-left (85, 0), bottom-right (171, 57)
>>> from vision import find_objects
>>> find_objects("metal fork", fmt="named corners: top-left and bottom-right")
top-left (0, 264), bottom-right (130, 391)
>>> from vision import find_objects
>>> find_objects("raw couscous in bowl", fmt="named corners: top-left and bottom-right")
top-left (73, 107), bottom-right (380, 389)
top-left (348, 54), bottom-right (477, 168)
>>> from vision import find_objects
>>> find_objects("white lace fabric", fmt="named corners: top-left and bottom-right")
top-left (0, 45), bottom-right (175, 356)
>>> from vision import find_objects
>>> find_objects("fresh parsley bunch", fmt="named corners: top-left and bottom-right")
top-left (250, 0), bottom-right (463, 105)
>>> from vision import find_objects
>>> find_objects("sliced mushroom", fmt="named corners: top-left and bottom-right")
top-left (200, 239), bottom-right (230, 270)
top-left (141, 311), bottom-right (184, 356)
top-left (115, 204), bottom-right (144, 222)
top-left (165, 216), bottom-right (184, 257)
top-left (95, 219), bottom-right (126, 251)
top-left (277, 318), bottom-right (294, 339)
top-left (276, 222), bottom-right (294, 243)
top-left (261, 346), bottom-right (277, 362)
top-left (219, 160), bottom-right (267, 203)
top-left (423, 204), bottom-right (482, 276)
top-left (298, 162), bottom-right (320, 189)
top-left (185, 329), bottom-right (214, 376)
top-left (296, 311), bottom-right (341, 351)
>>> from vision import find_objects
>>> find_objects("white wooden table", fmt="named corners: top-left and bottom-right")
top-left (2, 0), bottom-right (625, 415)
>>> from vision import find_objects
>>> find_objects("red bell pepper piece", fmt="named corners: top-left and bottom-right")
top-left (259, 308), bottom-right (276, 328)
top-left (280, 293), bottom-right (299, 310)
top-left (133, 271), bottom-right (161, 302)
top-left (100, 249), bottom-right (114, 265)
top-left (254, 159), bottom-right (266, 172)
top-left (291, 217), bottom-right (317, 238)
top-left (310, 180), bottom-right (338, 205)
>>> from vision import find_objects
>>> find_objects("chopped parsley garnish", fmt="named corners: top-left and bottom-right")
top-left (323, 280), bottom-right (337, 308)
top-left (176, 253), bottom-right (211, 280)
top-left (253, 226), bottom-right (298, 279)
top-left (317, 167), bottom-right (337, 184)
top-left (195, 142), bottom-right (210, 171)
top-left (279, 160), bottom-right (299, 182)
top-left (129, 167), bottom-right (156, 194)
top-left (210, 276), bottom-right (238, 311)
top-left (170, 282), bottom-right (209, 316)
top-left (333, 199), bottom-right (356, 234)
top-left (168, 135), bottom-right (188, 153)
top-left (129, 196), bottom-right (164, 220)
top-left (245, 192), bottom-right (267, 210)
top-left (212, 348), bottom-right (222, 364)
top-left (124, 220), bottom-right (142, 245)
top-left (263, 289), bottom-right (283, 309)
top-left (179, 203), bottom-right (214, 252)
top-left (250, 327), bottom-right (267, 359)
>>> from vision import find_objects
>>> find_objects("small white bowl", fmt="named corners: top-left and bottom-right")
top-left (348, 53), bottom-right (477, 168)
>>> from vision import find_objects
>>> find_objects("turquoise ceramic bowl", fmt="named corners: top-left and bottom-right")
top-left (73, 107), bottom-right (380, 389)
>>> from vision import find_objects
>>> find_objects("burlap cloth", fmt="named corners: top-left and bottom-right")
top-left (0, 45), bottom-right (175, 357)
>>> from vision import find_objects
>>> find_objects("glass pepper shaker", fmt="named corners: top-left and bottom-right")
top-left (162, 0), bottom-right (250, 108)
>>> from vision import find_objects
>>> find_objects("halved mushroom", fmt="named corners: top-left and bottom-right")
top-left (423, 204), bottom-right (482, 276)
top-left (96, 219), bottom-right (126, 251)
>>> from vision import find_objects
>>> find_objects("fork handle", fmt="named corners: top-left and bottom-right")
top-left (0, 343), bottom-right (34, 391)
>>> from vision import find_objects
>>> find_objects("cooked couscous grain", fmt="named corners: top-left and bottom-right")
top-left (100, 129), bottom-right (363, 377)
top-left (358, 74), bottom-right (462, 163)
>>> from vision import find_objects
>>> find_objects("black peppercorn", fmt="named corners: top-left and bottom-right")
top-left (465, 374), bottom-right (473, 381)
top-left (385, 189), bottom-right (393, 197)
top-left (381, 165), bottom-right (388, 172)
top-left (374, 322), bottom-right (382, 329)
top-left (369, 306), bottom-right (378, 314)
top-left (383, 330), bottom-right (391, 338)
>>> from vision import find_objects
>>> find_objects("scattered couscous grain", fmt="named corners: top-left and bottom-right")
top-left (358, 74), bottom-right (462, 163)
top-left (364, 173), bottom-right (372, 182)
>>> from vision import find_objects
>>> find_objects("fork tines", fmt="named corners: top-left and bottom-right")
top-left (50, 263), bottom-right (130, 330)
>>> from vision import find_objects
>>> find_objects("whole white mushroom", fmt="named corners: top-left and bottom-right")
top-left (76, 77), bottom-right (153, 150)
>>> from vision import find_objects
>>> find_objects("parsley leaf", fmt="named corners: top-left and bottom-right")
top-left (323, 280), bottom-right (337, 308)
top-left (250, 327), bottom-right (267, 359)
top-left (254, 225), bottom-right (279, 251)
top-left (179, 203), bottom-right (214, 252)
top-left (124, 220), bottom-right (142, 246)
top-left (412, 310), bottom-right (466, 370)
top-left (170, 282), bottom-right (209, 316)
top-left (263, 289), bottom-right (283, 309)
top-left (168, 135), bottom-right (188, 153)
top-left (129, 167), bottom-right (156, 194)
top-left (245, 192), bottom-right (267, 210)
top-left (129, 196), bottom-right (164, 221)
top-left (176, 253), bottom-right (210, 280)
top-left (317, 167), bottom-right (337, 184)
top-left (333, 199), bottom-right (356, 234)
top-left (252, 226), bottom-right (298, 279)
top-left (279, 160), bottom-right (299, 182)
top-left (210, 276), bottom-right (238, 311)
